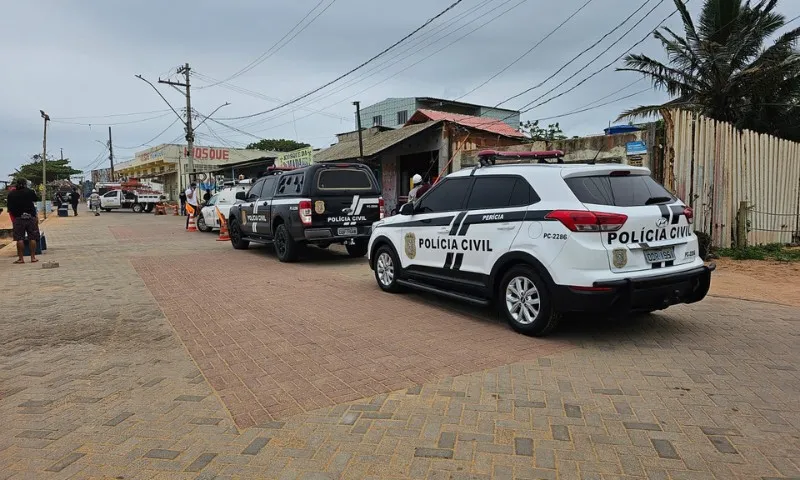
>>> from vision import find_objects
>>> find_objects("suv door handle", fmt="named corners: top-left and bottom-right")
top-left (497, 224), bottom-right (516, 231)
top-left (437, 227), bottom-right (450, 235)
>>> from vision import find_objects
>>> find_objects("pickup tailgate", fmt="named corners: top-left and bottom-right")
top-left (310, 165), bottom-right (382, 235)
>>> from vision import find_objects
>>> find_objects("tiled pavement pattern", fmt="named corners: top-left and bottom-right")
top-left (0, 210), bottom-right (798, 479)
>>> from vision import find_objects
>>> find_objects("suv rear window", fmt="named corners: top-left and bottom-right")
top-left (316, 168), bottom-right (374, 191)
top-left (565, 174), bottom-right (674, 207)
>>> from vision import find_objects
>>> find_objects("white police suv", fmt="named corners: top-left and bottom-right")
top-left (367, 150), bottom-right (714, 336)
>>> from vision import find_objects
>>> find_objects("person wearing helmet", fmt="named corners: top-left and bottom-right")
top-left (89, 189), bottom-right (101, 216)
top-left (407, 174), bottom-right (430, 203)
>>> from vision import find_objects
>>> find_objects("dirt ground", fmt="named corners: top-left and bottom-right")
top-left (710, 257), bottom-right (800, 307)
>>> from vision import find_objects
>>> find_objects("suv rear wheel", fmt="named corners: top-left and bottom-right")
top-left (345, 239), bottom-right (368, 258)
top-left (229, 217), bottom-right (249, 250)
top-left (499, 265), bottom-right (561, 336)
top-left (274, 223), bottom-right (299, 262)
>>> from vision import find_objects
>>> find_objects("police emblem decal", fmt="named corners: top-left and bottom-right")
top-left (612, 248), bottom-right (627, 268)
top-left (314, 200), bottom-right (325, 214)
top-left (404, 232), bottom-right (416, 259)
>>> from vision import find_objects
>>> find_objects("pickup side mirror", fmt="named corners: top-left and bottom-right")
top-left (399, 203), bottom-right (414, 216)
top-left (235, 191), bottom-right (247, 201)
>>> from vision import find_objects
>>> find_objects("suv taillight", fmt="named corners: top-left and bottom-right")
top-left (546, 210), bottom-right (627, 232)
top-left (684, 206), bottom-right (694, 224)
top-left (298, 200), bottom-right (313, 226)
top-left (379, 197), bottom-right (385, 219)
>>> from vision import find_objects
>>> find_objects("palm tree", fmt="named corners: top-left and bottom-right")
top-left (617, 0), bottom-right (800, 140)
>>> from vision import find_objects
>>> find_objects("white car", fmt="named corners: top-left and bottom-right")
top-left (197, 186), bottom-right (249, 232)
top-left (367, 150), bottom-right (714, 336)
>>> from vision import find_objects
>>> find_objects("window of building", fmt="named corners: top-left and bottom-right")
top-left (397, 110), bottom-right (408, 125)
top-left (372, 115), bottom-right (383, 127)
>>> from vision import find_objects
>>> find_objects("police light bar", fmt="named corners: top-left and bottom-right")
top-left (477, 149), bottom-right (566, 166)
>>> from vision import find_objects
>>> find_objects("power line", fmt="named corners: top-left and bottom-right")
top-left (496, 0), bottom-right (659, 108)
top-left (533, 86), bottom-right (652, 121)
top-left (228, 0), bottom-right (524, 133)
top-left (199, 0), bottom-right (337, 88)
top-left (203, 0), bottom-right (496, 128)
top-left (53, 109), bottom-right (170, 120)
top-left (50, 112), bottom-right (173, 126)
top-left (456, 0), bottom-right (596, 101)
top-left (216, 0), bottom-right (468, 121)
top-left (520, 1), bottom-right (677, 114)
top-left (115, 118), bottom-right (182, 150)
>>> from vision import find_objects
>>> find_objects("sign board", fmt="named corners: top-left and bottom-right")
top-left (625, 141), bottom-right (647, 156)
top-left (275, 147), bottom-right (314, 168)
top-left (183, 147), bottom-right (230, 161)
top-left (627, 156), bottom-right (644, 167)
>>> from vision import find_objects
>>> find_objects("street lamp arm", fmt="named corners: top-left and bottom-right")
top-left (193, 102), bottom-right (230, 131)
top-left (134, 75), bottom-right (187, 127)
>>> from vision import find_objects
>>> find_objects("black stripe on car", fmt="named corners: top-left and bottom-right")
top-left (669, 205), bottom-right (684, 224)
top-left (449, 211), bottom-right (467, 235)
top-left (443, 252), bottom-right (454, 269)
top-left (658, 204), bottom-right (671, 222)
top-left (452, 253), bottom-right (464, 270)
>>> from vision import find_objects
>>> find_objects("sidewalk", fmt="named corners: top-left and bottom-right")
top-left (0, 208), bottom-right (798, 479)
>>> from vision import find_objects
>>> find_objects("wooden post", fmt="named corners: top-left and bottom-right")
top-left (736, 200), bottom-right (748, 248)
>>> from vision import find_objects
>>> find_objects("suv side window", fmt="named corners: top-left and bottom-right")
top-left (260, 176), bottom-right (278, 199)
top-left (466, 176), bottom-right (539, 210)
top-left (416, 178), bottom-right (472, 213)
top-left (246, 179), bottom-right (266, 201)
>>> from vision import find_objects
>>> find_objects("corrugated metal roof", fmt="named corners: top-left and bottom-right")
top-left (313, 121), bottom-right (440, 162)
top-left (407, 109), bottom-right (525, 138)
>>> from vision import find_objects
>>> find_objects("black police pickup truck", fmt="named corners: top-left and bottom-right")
top-left (227, 163), bottom-right (384, 262)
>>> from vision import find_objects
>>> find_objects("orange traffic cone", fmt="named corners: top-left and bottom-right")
top-left (186, 205), bottom-right (198, 232)
top-left (173, 204), bottom-right (180, 216)
top-left (216, 207), bottom-right (230, 241)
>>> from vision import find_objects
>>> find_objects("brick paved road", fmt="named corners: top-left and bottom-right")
top-left (0, 209), bottom-right (798, 479)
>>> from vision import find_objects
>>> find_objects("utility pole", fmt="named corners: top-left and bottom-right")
top-left (353, 101), bottom-right (364, 161)
top-left (40, 110), bottom-right (50, 219)
top-left (158, 63), bottom-right (194, 183)
top-left (108, 126), bottom-right (115, 179)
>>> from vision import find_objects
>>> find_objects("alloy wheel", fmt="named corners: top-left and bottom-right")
top-left (505, 276), bottom-right (541, 325)
top-left (376, 252), bottom-right (394, 286)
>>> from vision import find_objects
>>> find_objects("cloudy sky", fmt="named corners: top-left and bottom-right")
top-left (2, 0), bottom-right (799, 179)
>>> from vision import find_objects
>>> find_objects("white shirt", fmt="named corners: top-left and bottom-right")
top-left (185, 188), bottom-right (198, 206)
top-left (408, 185), bottom-right (421, 202)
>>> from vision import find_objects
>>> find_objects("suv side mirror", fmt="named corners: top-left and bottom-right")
top-left (235, 191), bottom-right (247, 201)
top-left (399, 203), bottom-right (414, 216)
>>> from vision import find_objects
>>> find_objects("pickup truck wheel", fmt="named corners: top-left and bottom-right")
top-left (499, 265), bottom-right (562, 337)
top-left (132, 203), bottom-right (143, 213)
top-left (144, 204), bottom-right (154, 213)
top-left (229, 218), bottom-right (249, 250)
top-left (345, 239), bottom-right (368, 258)
top-left (102, 208), bottom-right (111, 212)
top-left (274, 224), bottom-right (299, 262)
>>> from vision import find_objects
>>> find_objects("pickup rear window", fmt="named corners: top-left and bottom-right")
top-left (565, 174), bottom-right (674, 207)
top-left (316, 168), bottom-right (374, 191)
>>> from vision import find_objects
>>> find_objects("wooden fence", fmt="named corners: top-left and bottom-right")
top-left (664, 109), bottom-right (800, 247)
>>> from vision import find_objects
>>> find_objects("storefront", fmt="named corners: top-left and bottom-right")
top-left (114, 144), bottom-right (276, 200)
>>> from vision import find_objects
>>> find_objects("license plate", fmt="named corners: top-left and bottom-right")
top-left (337, 227), bottom-right (358, 236)
top-left (644, 247), bottom-right (676, 263)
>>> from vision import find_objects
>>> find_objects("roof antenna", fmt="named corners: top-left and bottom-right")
top-left (588, 147), bottom-right (601, 165)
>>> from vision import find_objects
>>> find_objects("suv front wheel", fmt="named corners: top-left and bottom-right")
top-left (499, 265), bottom-right (561, 336)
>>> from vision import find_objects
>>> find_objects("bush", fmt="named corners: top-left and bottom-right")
top-left (716, 243), bottom-right (800, 262)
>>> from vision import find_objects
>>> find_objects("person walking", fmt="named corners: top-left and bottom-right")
top-left (7, 178), bottom-right (40, 264)
top-left (69, 187), bottom-right (81, 216)
top-left (185, 182), bottom-right (199, 229)
top-left (178, 190), bottom-right (187, 216)
top-left (89, 189), bottom-right (101, 216)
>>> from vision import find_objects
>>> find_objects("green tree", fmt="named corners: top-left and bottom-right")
top-left (246, 139), bottom-right (310, 152)
top-left (11, 155), bottom-right (82, 187)
top-left (520, 120), bottom-right (567, 141)
top-left (616, 0), bottom-right (800, 140)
